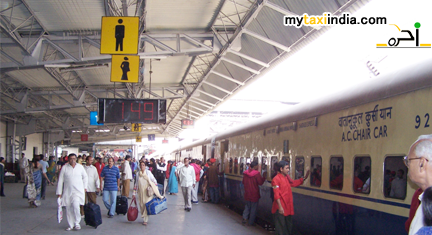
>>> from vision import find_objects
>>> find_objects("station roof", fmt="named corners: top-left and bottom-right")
top-left (0, 0), bottom-right (369, 144)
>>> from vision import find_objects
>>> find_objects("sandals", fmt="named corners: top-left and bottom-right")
top-left (142, 222), bottom-right (147, 226)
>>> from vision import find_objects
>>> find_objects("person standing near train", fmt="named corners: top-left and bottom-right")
top-left (242, 160), bottom-right (266, 226)
top-left (405, 135), bottom-right (432, 235)
top-left (271, 161), bottom-right (309, 235)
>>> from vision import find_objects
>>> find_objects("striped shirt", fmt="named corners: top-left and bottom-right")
top-left (101, 165), bottom-right (120, 191)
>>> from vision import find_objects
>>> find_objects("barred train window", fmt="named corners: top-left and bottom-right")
top-left (330, 157), bottom-right (344, 190)
top-left (262, 156), bottom-right (268, 177)
top-left (240, 157), bottom-right (245, 174)
top-left (229, 157), bottom-right (233, 174)
top-left (234, 157), bottom-right (239, 175)
top-left (353, 156), bottom-right (371, 194)
top-left (384, 156), bottom-right (407, 200)
top-left (295, 156), bottom-right (305, 179)
top-left (271, 156), bottom-right (278, 178)
top-left (310, 156), bottom-right (322, 187)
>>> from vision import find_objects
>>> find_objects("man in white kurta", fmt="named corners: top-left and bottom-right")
top-left (121, 155), bottom-right (132, 198)
top-left (56, 154), bottom-right (88, 231)
top-left (177, 158), bottom-right (195, 211)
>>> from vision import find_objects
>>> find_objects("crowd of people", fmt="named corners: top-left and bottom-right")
top-left (3, 134), bottom-right (432, 234)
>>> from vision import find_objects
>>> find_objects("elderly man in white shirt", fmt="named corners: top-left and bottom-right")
top-left (121, 155), bottom-right (133, 198)
top-left (406, 135), bottom-right (432, 235)
top-left (177, 158), bottom-right (196, 212)
top-left (56, 154), bottom-right (88, 231)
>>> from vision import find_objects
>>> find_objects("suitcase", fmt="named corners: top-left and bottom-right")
top-left (116, 195), bottom-right (128, 215)
top-left (145, 197), bottom-right (167, 215)
top-left (23, 185), bottom-right (28, 199)
top-left (84, 202), bottom-right (102, 229)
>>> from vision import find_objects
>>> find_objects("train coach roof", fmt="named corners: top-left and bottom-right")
top-left (179, 56), bottom-right (432, 150)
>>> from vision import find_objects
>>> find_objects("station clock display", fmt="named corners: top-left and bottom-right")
top-left (98, 98), bottom-right (166, 124)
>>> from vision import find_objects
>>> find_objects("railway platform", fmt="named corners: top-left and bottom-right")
top-left (0, 182), bottom-right (269, 235)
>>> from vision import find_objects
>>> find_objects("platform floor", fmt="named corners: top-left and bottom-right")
top-left (0, 182), bottom-right (269, 235)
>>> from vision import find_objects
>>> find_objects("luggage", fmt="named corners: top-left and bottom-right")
top-left (84, 202), bottom-right (102, 229)
top-left (127, 196), bottom-right (138, 221)
top-left (116, 195), bottom-right (128, 215)
top-left (145, 197), bottom-right (167, 215)
top-left (23, 185), bottom-right (28, 199)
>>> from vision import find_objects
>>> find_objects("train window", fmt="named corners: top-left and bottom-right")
top-left (234, 157), bottom-right (239, 175)
top-left (229, 157), bottom-right (233, 174)
top-left (240, 157), bottom-right (245, 173)
top-left (353, 156), bottom-right (371, 194)
top-left (262, 156), bottom-right (268, 178)
top-left (310, 156), bottom-right (322, 187)
top-left (330, 157), bottom-right (344, 190)
top-left (271, 156), bottom-right (278, 178)
top-left (295, 156), bottom-right (305, 179)
top-left (282, 156), bottom-right (290, 163)
top-left (384, 156), bottom-right (407, 200)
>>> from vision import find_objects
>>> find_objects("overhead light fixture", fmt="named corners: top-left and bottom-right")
top-left (44, 64), bottom-right (72, 68)
top-left (59, 64), bottom-right (109, 72)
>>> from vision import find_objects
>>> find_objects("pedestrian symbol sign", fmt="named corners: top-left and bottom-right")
top-left (136, 136), bottom-right (142, 142)
top-left (101, 17), bottom-right (139, 54)
top-left (132, 123), bottom-right (142, 132)
top-left (111, 55), bottom-right (139, 83)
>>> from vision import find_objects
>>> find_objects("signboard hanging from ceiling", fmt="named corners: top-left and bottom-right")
top-left (148, 134), bottom-right (155, 141)
top-left (181, 119), bottom-right (194, 129)
top-left (132, 123), bottom-right (142, 132)
top-left (110, 55), bottom-right (139, 83)
top-left (100, 16), bottom-right (139, 54)
top-left (90, 111), bottom-right (103, 126)
top-left (97, 98), bottom-right (166, 124)
top-left (136, 136), bottom-right (142, 142)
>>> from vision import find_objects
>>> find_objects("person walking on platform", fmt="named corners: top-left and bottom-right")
top-left (0, 157), bottom-right (5, 197)
top-left (39, 155), bottom-right (49, 200)
top-left (56, 154), bottom-right (88, 231)
top-left (80, 156), bottom-right (100, 216)
top-left (136, 160), bottom-right (163, 225)
top-left (406, 135), bottom-right (432, 235)
top-left (19, 153), bottom-right (27, 183)
top-left (101, 157), bottom-right (120, 218)
top-left (168, 162), bottom-right (178, 195)
top-left (156, 157), bottom-right (167, 195)
top-left (242, 161), bottom-right (266, 226)
top-left (208, 158), bottom-right (222, 204)
top-left (95, 157), bottom-right (105, 196)
top-left (177, 158), bottom-right (195, 211)
top-left (271, 161), bottom-right (309, 235)
top-left (27, 155), bottom-right (50, 207)
top-left (47, 156), bottom-right (56, 183)
top-left (121, 155), bottom-right (133, 198)
top-left (190, 159), bottom-right (202, 204)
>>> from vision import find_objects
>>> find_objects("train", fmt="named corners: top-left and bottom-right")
top-left (171, 56), bottom-right (432, 235)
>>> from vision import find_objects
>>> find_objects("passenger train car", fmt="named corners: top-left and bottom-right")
top-left (172, 57), bottom-right (432, 235)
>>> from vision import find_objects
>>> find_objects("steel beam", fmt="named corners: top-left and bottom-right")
top-left (210, 71), bottom-right (245, 85)
top-left (202, 80), bottom-right (233, 94)
top-left (227, 48), bottom-right (269, 67)
top-left (242, 29), bottom-right (291, 52)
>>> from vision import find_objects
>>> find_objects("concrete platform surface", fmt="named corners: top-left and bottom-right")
top-left (0, 182), bottom-right (270, 235)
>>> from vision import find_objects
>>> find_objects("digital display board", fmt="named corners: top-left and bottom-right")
top-left (181, 119), bottom-right (195, 129)
top-left (98, 98), bottom-right (166, 124)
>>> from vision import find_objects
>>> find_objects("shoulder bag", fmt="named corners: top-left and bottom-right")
top-left (127, 196), bottom-right (138, 221)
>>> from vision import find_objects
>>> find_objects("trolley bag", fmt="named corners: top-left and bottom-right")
top-left (116, 195), bottom-right (128, 215)
top-left (84, 202), bottom-right (102, 229)
top-left (145, 197), bottom-right (167, 215)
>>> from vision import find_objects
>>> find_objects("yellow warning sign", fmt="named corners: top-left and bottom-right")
top-left (101, 17), bottom-right (139, 54)
top-left (111, 55), bottom-right (139, 83)
top-left (132, 123), bottom-right (142, 132)
top-left (136, 136), bottom-right (142, 142)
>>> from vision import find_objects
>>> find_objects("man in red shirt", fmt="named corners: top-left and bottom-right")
top-left (271, 161), bottom-right (309, 235)
top-left (242, 161), bottom-right (266, 226)
top-left (94, 157), bottom-right (105, 195)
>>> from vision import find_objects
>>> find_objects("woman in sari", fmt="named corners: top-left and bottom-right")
top-left (26, 156), bottom-right (49, 207)
top-left (136, 161), bottom-right (163, 226)
top-left (167, 162), bottom-right (178, 195)
top-left (46, 156), bottom-right (56, 183)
